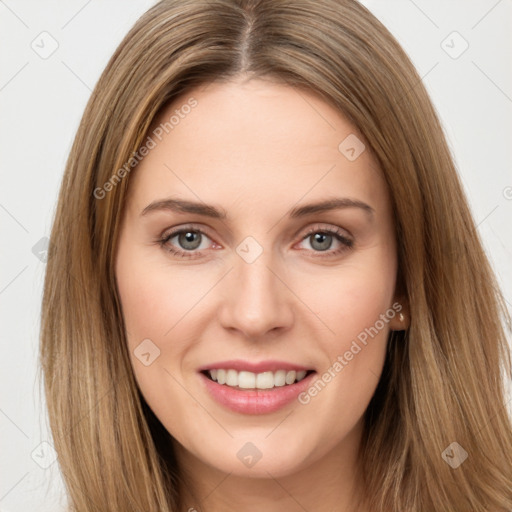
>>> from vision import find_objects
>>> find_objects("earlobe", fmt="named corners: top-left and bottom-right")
top-left (395, 310), bottom-right (409, 331)
top-left (390, 301), bottom-right (409, 331)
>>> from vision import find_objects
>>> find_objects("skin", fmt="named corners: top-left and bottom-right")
top-left (115, 77), bottom-right (406, 512)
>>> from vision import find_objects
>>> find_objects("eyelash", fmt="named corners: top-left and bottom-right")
top-left (157, 224), bottom-right (354, 259)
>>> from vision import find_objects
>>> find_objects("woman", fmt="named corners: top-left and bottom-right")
top-left (40, 0), bottom-right (512, 510)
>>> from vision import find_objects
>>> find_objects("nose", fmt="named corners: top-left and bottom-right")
top-left (217, 249), bottom-right (294, 340)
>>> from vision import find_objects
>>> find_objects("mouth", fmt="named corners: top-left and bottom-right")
top-left (199, 363), bottom-right (318, 414)
top-left (201, 368), bottom-right (316, 390)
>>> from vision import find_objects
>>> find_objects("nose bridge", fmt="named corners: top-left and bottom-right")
top-left (219, 238), bottom-right (293, 337)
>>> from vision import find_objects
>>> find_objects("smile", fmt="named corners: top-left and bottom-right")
top-left (204, 369), bottom-right (312, 389)
top-left (198, 360), bottom-right (317, 414)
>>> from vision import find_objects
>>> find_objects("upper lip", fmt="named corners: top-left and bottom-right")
top-left (198, 359), bottom-right (314, 373)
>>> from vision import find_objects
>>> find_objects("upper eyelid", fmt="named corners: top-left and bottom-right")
top-left (301, 224), bottom-right (351, 238)
top-left (161, 223), bottom-right (214, 241)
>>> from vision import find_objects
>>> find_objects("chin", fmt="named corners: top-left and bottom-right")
top-left (191, 435), bottom-right (318, 479)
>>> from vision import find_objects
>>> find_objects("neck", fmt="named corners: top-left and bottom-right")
top-left (174, 421), bottom-right (368, 512)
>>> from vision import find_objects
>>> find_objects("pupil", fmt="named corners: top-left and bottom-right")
top-left (180, 231), bottom-right (201, 250)
top-left (312, 233), bottom-right (331, 251)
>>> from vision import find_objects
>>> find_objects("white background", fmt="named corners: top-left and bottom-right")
top-left (1, 1), bottom-right (511, 510)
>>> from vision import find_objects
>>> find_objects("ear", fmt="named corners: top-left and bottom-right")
top-left (388, 297), bottom-right (410, 331)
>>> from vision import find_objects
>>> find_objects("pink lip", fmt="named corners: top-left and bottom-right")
top-left (199, 370), bottom-right (316, 415)
top-left (198, 359), bottom-right (313, 373)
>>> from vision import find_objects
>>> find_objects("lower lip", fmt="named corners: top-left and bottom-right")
top-left (199, 371), bottom-right (316, 414)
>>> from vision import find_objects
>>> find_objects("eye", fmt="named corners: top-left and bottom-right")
top-left (296, 225), bottom-right (353, 257)
top-left (159, 226), bottom-right (215, 259)
top-left (158, 223), bottom-right (354, 260)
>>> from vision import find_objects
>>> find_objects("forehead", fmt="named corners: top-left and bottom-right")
top-left (126, 78), bottom-right (389, 220)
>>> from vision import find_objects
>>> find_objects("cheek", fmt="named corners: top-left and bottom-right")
top-left (115, 250), bottom-right (208, 436)
top-left (307, 252), bottom-right (397, 348)
top-left (116, 250), bottom-right (211, 349)
top-left (309, 273), bottom-right (392, 393)
top-left (323, 272), bottom-right (396, 344)
top-left (295, 248), bottom-right (396, 418)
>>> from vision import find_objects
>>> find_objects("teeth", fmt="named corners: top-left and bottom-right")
top-left (296, 370), bottom-right (307, 381)
top-left (285, 371), bottom-right (297, 385)
top-left (274, 369), bottom-right (286, 387)
top-left (226, 369), bottom-right (238, 386)
top-left (239, 371), bottom-right (256, 389)
top-left (207, 369), bottom-right (309, 389)
top-left (256, 371), bottom-right (274, 389)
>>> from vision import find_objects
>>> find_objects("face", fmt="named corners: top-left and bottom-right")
top-left (115, 78), bottom-right (401, 482)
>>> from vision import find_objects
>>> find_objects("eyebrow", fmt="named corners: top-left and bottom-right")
top-left (140, 197), bottom-right (374, 219)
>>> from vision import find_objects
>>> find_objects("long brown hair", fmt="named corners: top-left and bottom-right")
top-left (39, 0), bottom-right (512, 510)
